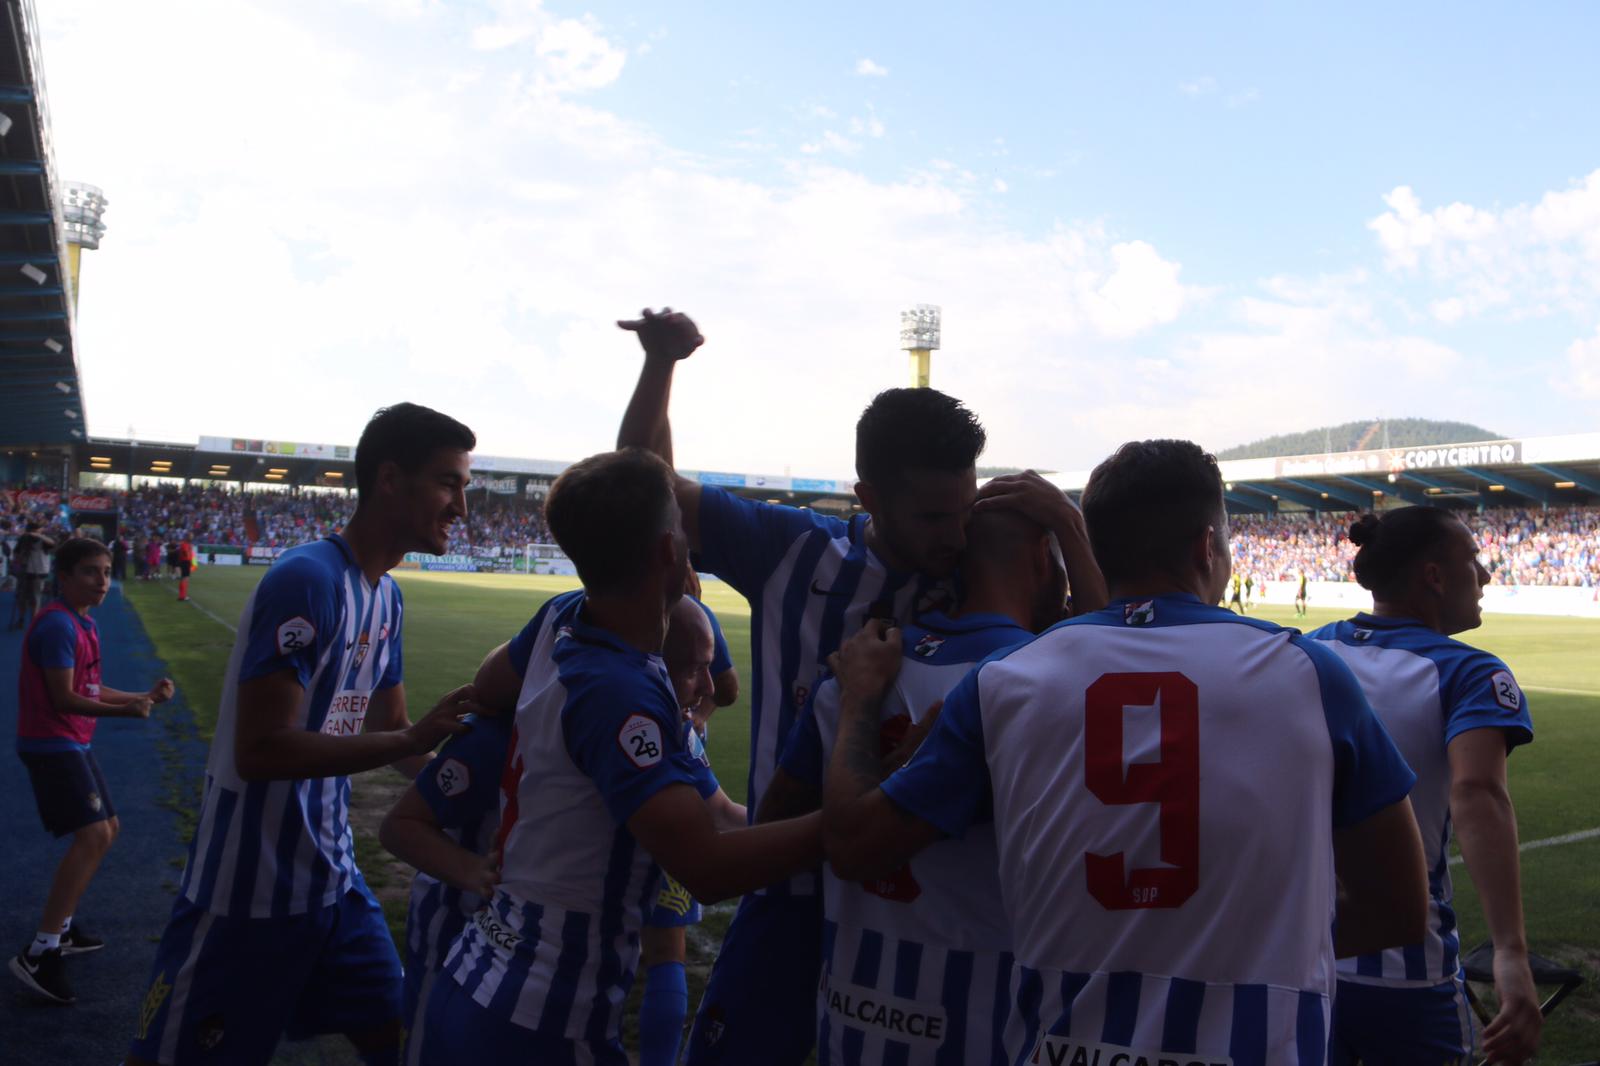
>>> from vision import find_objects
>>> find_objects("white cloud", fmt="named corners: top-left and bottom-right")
top-left (855, 57), bottom-right (888, 77)
top-left (1368, 174), bottom-right (1600, 321)
top-left (992, 178), bottom-right (1008, 193)
top-left (1179, 76), bottom-right (1217, 96)
top-left (38, 0), bottom-right (1205, 476)
top-left (1567, 325), bottom-right (1600, 399)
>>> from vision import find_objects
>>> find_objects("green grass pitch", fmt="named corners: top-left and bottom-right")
top-left (123, 567), bottom-right (1600, 1062)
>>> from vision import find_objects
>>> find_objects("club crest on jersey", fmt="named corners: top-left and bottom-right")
top-left (793, 681), bottom-right (810, 709)
top-left (1123, 600), bottom-right (1156, 626)
top-left (556, 624), bottom-right (574, 642)
top-left (617, 714), bottom-right (664, 768)
top-left (913, 634), bottom-right (945, 658)
top-left (686, 726), bottom-right (710, 767)
top-left (353, 630), bottom-right (371, 669)
top-left (1353, 628), bottom-right (1374, 642)
top-left (434, 757), bottom-right (471, 797)
top-left (276, 616), bottom-right (315, 654)
top-left (1491, 669), bottom-right (1520, 711)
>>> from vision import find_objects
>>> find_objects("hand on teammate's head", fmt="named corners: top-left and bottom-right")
top-left (410, 684), bottom-right (480, 752)
top-left (616, 306), bottom-right (704, 362)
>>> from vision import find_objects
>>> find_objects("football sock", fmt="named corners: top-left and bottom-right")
top-left (59, 916), bottom-right (72, 933)
top-left (178, 578), bottom-right (189, 599)
top-left (639, 961), bottom-right (688, 1066)
top-left (28, 931), bottom-right (60, 957)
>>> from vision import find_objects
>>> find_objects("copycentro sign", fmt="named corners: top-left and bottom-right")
top-left (1274, 439), bottom-right (1522, 478)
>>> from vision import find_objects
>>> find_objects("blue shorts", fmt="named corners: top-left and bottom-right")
top-left (684, 892), bottom-right (822, 1066)
top-left (18, 746), bottom-right (116, 837)
top-left (416, 971), bottom-right (627, 1066)
top-left (645, 873), bottom-right (703, 928)
top-left (128, 884), bottom-right (404, 1065)
top-left (1329, 977), bottom-right (1475, 1066)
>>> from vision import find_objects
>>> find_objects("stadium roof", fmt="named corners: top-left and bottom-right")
top-left (1047, 432), bottom-right (1600, 512)
top-left (0, 0), bottom-right (81, 448)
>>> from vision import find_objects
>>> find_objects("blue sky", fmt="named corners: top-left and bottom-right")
top-left (39, 0), bottom-right (1600, 476)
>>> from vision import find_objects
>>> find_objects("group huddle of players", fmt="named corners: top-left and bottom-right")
top-left (103, 308), bottom-right (1539, 1065)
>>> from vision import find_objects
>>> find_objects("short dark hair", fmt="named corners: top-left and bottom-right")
top-left (855, 388), bottom-right (986, 488)
top-left (354, 403), bottom-right (476, 498)
top-left (545, 448), bottom-right (677, 596)
top-left (55, 536), bottom-right (110, 575)
top-left (1081, 440), bottom-right (1224, 585)
top-left (1349, 507), bottom-right (1464, 599)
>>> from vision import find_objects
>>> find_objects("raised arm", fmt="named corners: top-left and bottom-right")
top-left (1331, 796), bottom-right (1428, 957)
top-left (1449, 727), bottom-right (1541, 1064)
top-left (616, 307), bottom-right (705, 550)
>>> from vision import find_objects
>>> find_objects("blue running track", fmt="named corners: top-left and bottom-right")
top-left (0, 582), bottom-right (208, 1062)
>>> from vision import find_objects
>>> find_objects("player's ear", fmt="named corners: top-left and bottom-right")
top-left (854, 480), bottom-right (880, 515)
top-left (375, 459), bottom-right (403, 499)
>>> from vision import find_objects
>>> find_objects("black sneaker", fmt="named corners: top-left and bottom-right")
top-left (10, 948), bottom-right (75, 1004)
top-left (59, 925), bottom-right (104, 956)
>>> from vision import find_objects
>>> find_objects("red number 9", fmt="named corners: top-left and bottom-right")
top-left (1083, 672), bottom-right (1200, 910)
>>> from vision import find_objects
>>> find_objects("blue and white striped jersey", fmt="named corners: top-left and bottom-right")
top-left (881, 595), bottom-right (1417, 1066)
top-left (781, 611), bottom-right (1030, 1066)
top-left (440, 591), bottom-right (719, 1041)
top-left (405, 713), bottom-right (514, 988)
top-left (697, 486), bottom-right (952, 896)
top-left (1312, 613), bottom-right (1533, 988)
top-left (181, 535), bottom-right (403, 918)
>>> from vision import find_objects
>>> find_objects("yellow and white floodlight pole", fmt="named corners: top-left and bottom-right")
top-left (61, 181), bottom-right (108, 314)
top-left (899, 304), bottom-right (941, 389)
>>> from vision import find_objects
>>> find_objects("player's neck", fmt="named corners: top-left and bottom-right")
top-left (862, 518), bottom-right (913, 574)
top-left (1106, 575), bottom-right (1212, 602)
top-left (1369, 597), bottom-right (1445, 634)
top-left (581, 591), bottom-right (670, 657)
top-left (337, 511), bottom-right (403, 585)
top-left (954, 578), bottom-right (1032, 630)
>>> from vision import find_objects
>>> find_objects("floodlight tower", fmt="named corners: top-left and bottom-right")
top-left (61, 181), bottom-right (108, 313)
top-left (899, 303), bottom-right (941, 389)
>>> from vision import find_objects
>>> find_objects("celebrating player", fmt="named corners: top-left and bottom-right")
top-left (416, 448), bottom-right (820, 1066)
top-left (11, 537), bottom-right (174, 1004)
top-left (616, 306), bottom-right (1107, 1066)
top-left (380, 592), bottom-right (744, 1066)
top-left (822, 439), bottom-right (1429, 1066)
top-left (127, 403), bottom-right (481, 1066)
top-left (1312, 508), bottom-right (1541, 1066)
top-left (758, 508), bottom-right (1067, 1063)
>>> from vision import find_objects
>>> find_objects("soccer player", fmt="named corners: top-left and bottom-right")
top-left (1227, 569), bottom-right (1245, 612)
top-left (758, 508), bottom-right (1066, 1063)
top-left (10, 537), bottom-right (175, 1004)
top-left (616, 307), bottom-right (1108, 1066)
top-left (1312, 508), bottom-right (1541, 1066)
top-left (417, 448), bottom-right (822, 1066)
top-left (822, 439), bottom-right (1430, 1066)
top-left (379, 593), bottom-right (744, 1066)
top-left (127, 403), bottom-right (481, 1066)
top-left (1296, 568), bottom-right (1310, 617)
top-left (638, 596), bottom-right (747, 1066)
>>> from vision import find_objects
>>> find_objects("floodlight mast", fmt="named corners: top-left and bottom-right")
top-left (61, 181), bottom-right (108, 313)
top-left (899, 304), bottom-right (941, 388)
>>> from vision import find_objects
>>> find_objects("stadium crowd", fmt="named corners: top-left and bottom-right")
top-left (1229, 507), bottom-right (1600, 587)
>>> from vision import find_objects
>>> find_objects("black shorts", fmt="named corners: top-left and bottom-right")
top-left (18, 747), bottom-right (116, 837)
top-left (178, 561), bottom-right (193, 578)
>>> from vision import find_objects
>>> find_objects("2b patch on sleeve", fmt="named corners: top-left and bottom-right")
top-left (1490, 670), bottom-right (1521, 711)
top-left (617, 714), bottom-right (664, 769)
top-left (434, 758), bottom-right (471, 797)
top-left (276, 616), bottom-right (316, 655)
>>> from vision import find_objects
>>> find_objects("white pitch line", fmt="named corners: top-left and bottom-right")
top-left (1448, 827), bottom-right (1600, 866)
top-left (1522, 684), bottom-right (1600, 698)
top-left (185, 596), bottom-right (237, 634)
